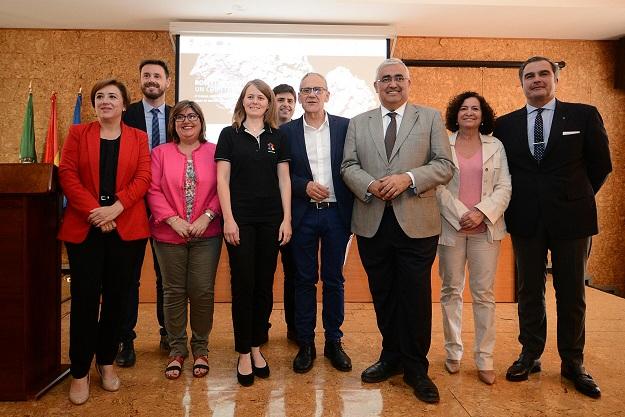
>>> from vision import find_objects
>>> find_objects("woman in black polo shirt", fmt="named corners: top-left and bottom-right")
top-left (216, 79), bottom-right (291, 386)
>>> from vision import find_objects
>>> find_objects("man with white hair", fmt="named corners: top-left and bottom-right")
top-left (341, 58), bottom-right (453, 404)
top-left (282, 73), bottom-right (353, 374)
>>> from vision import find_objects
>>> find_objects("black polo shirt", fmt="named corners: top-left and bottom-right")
top-left (215, 125), bottom-right (290, 223)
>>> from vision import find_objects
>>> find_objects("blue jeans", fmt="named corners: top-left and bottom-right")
top-left (291, 205), bottom-right (351, 345)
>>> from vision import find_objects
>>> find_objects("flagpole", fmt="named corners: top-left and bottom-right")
top-left (19, 82), bottom-right (37, 163)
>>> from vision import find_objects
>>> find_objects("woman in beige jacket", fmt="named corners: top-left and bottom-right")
top-left (437, 91), bottom-right (511, 385)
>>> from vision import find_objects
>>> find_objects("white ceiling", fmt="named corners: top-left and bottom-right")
top-left (1, 0), bottom-right (625, 40)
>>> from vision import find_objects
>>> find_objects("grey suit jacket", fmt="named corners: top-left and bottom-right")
top-left (341, 103), bottom-right (453, 238)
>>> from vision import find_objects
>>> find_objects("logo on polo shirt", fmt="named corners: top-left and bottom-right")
top-left (267, 142), bottom-right (276, 153)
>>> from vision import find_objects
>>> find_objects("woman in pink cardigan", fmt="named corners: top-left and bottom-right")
top-left (147, 100), bottom-right (222, 379)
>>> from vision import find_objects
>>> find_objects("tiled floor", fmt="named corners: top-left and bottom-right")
top-left (1, 282), bottom-right (624, 416)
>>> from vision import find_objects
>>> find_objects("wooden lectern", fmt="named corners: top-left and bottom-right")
top-left (0, 163), bottom-right (69, 400)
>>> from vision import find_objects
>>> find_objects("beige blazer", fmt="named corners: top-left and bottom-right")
top-left (436, 132), bottom-right (512, 245)
top-left (341, 103), bottom-right (453, 238)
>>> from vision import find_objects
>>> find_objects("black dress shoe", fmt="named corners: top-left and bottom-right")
top-left (237, 357), bottom-right (254, 387)
top-left (361, 360), bottom-right (402, 383)
top-left (324, 340), bottom-right (352, 372)
top-left (561, 365), bottom-right (601, 398)
top-left (252, 352), bottom-right (270, 378)
top-left (404, 374), bottom-right (440, 404)
top-left (506, 355), bottom-right (541, 381)
top-left (293, 344), bottom-right (316, 373)
top-left (115, 341), bottom-right (136, 367)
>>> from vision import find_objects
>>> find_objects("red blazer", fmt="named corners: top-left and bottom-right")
top-left (58, 121), bottom-right (151, 243)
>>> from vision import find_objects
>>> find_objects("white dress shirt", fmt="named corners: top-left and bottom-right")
top-left (303, 112), bottom-right (336, 203)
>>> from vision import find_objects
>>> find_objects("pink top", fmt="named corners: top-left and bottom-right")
top-left (457, 149), bottom-right (487, 234)
top-left (147, 142), bottom-right (222, 244)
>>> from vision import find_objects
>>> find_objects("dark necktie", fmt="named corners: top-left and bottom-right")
top-left (150, 108), bottom-right (160, 149)
top-left (385, 112), bottom-right (397, 161)
top-left (533, 108), bottom-right (545, 161)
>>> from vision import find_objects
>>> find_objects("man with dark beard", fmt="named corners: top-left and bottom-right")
top-left (117, 59), bottom-right (172, 366)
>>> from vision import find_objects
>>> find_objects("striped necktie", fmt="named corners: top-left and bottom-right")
top-left (150, 108), bottom-right (160, 149)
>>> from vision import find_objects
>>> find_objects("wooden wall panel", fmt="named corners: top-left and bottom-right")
top-left (1, 29), bottom-right (624, 296)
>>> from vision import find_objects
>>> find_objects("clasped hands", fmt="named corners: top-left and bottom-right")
top-left (168, 214), bottom-right (212, 239)
top-left (459, 208), bottom-right (485, 231)
top-left (88, 201), bottom-right (123, 233)
top-left (367, 174), bottom-right (412, 201)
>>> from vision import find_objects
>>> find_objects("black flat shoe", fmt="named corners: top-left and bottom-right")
top-left (361, 360), bottom-right (402, 383)
top-left (506, 355), bottom-right (541, 381)
top-left (237, 357), bottom-right (254, 387)
top-left (324, 340), bottom-right (352, 372)
top-left (252, 352), bottom-right (270, 378)
top-left (115, 341), bottom-right (136, 367)
top-left (561, 365), bottom-right (601, 399)
top-left (293, 344), bottom-right (316, 373)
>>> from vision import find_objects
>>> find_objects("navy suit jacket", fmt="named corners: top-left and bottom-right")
top-left (281, 114), bottom-right (353, 230)
top-left (123, 101), bottom-right (172, 139)
top-left (493, 100), bottom-right (611, 239)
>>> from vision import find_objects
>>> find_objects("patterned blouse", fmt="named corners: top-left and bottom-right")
top-left (184, 159), bottom-right (196, 222)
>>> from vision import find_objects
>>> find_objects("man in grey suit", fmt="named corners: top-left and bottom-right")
top-left (341, 58), bottom-right (453, 404)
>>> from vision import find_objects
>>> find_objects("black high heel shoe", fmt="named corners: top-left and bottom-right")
top-left (252, 351), bottom-right (270, 378)
top-left (237, 356), bottom-right (254, 387)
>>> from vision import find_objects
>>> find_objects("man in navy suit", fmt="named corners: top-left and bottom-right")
top-left (281, 73), bottom-right (353, 373)
top-left (117, 59), bottom-right (172, 366)
top-left (493, 56), bottom-right (611, 398)
top-left (273, 83), bottom-right (299, 342)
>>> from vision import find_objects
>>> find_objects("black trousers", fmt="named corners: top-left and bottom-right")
top-left (226, 221), bottom-right (280, 353)
top-left (511, 224), bottom-right (589, 367)
top-left (357, 208), bottom-right (438, 378)
top-left (280, 243), bottom-right (296, 334)
top-left (66, 229), bottom-right (147, 378)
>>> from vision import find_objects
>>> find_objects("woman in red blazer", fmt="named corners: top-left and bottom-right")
top-left (58, 79), bottom-right (151, 405)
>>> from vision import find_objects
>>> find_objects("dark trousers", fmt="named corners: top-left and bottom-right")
top-left (291, 205), bottom-right (350, 344)
top-left (357, 208), bottom-right (438, 377)
top-left (120, 238), bottom-right (167, 344)
top-left (226, 221), bottom-right (280, 353)
top-left (280, 243), bottom-right (296, 334)
top-left (66, 229), bottom-right (147, 378)
top-left (511, 225), bottom-right (589, 367)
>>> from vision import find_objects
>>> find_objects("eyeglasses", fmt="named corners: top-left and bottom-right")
top-left (376, 75), bottom-right (408, 84)
top-left (299, 87), bottom-right (327, 95)
top-left (174, 113), bottom-right (199, 122)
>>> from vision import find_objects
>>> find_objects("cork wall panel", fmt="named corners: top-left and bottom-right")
top-left (1, 30), bottom-right (624, 296)
top-left (0, 29), bottom-right (175, 163)
top-left (394, 37), bottom-right (625, 296)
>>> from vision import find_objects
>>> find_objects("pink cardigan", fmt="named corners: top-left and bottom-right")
top-left (147, 142), bottom-right (222, 244)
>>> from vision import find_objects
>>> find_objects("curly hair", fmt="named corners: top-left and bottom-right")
top-left (445, 91), bottom-right (496, 135)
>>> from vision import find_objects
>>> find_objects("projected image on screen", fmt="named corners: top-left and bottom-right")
top-left (178, 35), bottom-right (388, 141)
